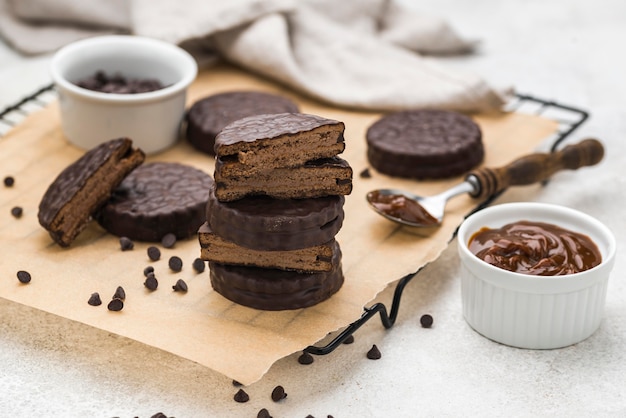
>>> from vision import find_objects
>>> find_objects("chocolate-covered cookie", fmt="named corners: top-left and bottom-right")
top-left (205, 183), bottom-right (344, 250)
top-left (199, 223), bottom-right (339, 272)
top-left (209, 247), bottom-right (344, 310)
top-left (366, 109), bottom-right (483, 179)
top-left (97, 162), bottom-right (213, 242)
top-left (186, 91), bottom-right (300, 155)
top-left (38, 138), bottom-right (145, 247)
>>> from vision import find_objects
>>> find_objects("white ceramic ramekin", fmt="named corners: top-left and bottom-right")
top-left (457, 202), bottom-right (616, 349)
top-left (50, 35), bottom-right (197, 154)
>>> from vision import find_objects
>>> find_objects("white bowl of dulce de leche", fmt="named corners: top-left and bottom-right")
top-left (457, 202), bottom-right (616, 349)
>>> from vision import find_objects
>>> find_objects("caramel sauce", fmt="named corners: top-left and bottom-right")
top-left (468, 220), bottom-right (601, 276)
top-left (368, 191), bottom-right (439, 226)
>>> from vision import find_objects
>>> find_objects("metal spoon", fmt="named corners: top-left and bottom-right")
top-left (366, 138), bottom-right (604, 227)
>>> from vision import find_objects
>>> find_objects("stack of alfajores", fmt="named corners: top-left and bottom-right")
top-left (198, 112), bottom-right (353, 310)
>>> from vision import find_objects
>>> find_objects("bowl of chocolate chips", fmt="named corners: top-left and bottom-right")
top-left (51, 35), bottom-right (197, 154)
top-left (457, 202), bottom-right (616, 349)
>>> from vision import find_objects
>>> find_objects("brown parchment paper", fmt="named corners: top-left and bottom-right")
top-left (0, 65), bottom-right (558, 385)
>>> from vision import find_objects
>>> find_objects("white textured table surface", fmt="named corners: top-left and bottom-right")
top-left (1, 1), bottom-right (626, 417)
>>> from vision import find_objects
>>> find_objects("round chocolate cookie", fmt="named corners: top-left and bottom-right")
top-left (206, 184), bottom-right (344, 251)
top-left (186, 91), bottom-right (299, 155)
top-left (366, 109), bottom-right (483, 179)
top-left (209, 250), bottom-right (343, 311)
top-left (97, 162), bottom-right (213, 242)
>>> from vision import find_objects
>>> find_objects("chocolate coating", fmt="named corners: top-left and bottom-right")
top-left (206, 184), bottom-right (344, 250)
top-left (366, 109), bottom-right (483, 179)
top-left (186, 91), bottom-right (299, 155)
top-left (97, 162), bottom-right (213, 242)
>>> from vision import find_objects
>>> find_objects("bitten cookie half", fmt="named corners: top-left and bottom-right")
top-left (214, 112), bottom-right (346, 176)
top-left (366, 109), bottom-right (484, 179)
top-left (186, 91), bottom-right (300, 155)
top-left (38, 138), bottom-right (145, 247)
top-left (97, 162), bottom-right (213, 242)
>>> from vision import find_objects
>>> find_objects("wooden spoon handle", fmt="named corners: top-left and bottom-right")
top-left (467, 138), bottom-right (605, 199)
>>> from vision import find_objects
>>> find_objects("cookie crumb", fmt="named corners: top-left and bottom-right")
top-left (16, 270), bottom-right (31, 284)
top-left (161, 233), bottom-right (177, 249)
top-left (420, 314), bottom-right (434, 328)
top-left (11, 206), bottom-right (23, 218)
top-left (234, 388), bottom-right (249, 403)
top-left (168, 256), bottom-right (183, 272)
top-left (172, 278), bottom-right (188, 292)
top-left (297, 352), bottom-right (314, 365)
top-left (192, 258), bottom-right (206, 273)
top-left (3, 176), bottom-right (15, 187)
top-left (88, 292), bottom-right (102, 306)
top-left (271, 385), bottom-right (287, 402)
top-left (107, 298), bottom-right (124, 312)
top-left (147, 246), bottom-right (161, 261)
top-left (119, 236), bottom-right (134, 251)
top-left (144, 273), bottom-right (158, 291)
top-left (367, 344), bottom-right (381, 360)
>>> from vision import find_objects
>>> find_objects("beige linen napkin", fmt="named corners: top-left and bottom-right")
top-left (0, 0), bottom-right (508, 111)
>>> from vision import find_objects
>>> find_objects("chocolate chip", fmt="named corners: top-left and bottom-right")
top-left (271, 385), bottom-right (287, 402)
top-left (297, 352), bottom-right (314, 365)
top-left (366, 344), bottom-right (381, 360)
top-left (10, 206), bottom-right (23, 218)
top-left (3, 176), bottom-right (15, 187)
top-left (359, 168), bottom-right (371, 178)
top-left (172, 278), bottom-right (187, 292)
top-left (113, 286), bottom-right (126, 300)
top-left (147, 246), bottom-right (161, 261)
top-left (420, 314), bottom-right (433, 328)
top-left (144, 273), bottom-right (158, 291)
top-left (150, 413), bottom-right (168, 418)
top-left (107, 298), bottom-right (124, 312)
top-left (233, 388), bottom-right (249, 403)
top-left (168, 256), bottom-right (183, 272)
top-left (232, 380), bottom-right (242, 387)
top-left (143, 266), bottom-right (154, 276)
top-left (119, 236), bottom-right (134, 251)
top-left (88, 292), bottom-right (102, 306)
top-left (257, 408), bottom-right (272, 418)
top-left (16, 270), bottom-right (31, 284)
top-left (342, 334), bottom-right (355, 344)
top-left (161, 233), bottom-right (177, 249)
top-left (192, 258), bottom-right (206, 273)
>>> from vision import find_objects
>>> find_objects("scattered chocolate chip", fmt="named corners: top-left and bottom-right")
top-left (16, 270), bottom-right (31, 284)
top-left (107, 298), bottom-right (124, 312)
top-left (359, 168), bottom-right (371, 178)
top-left (3, 176), bottom-right (15, 187)
top-left (161, 233), bottom-right (177, 249)
top-left (232, 380), bottom-right (242, 387)
top-left (88, 292), bottom-right (102, 306)
top-left (342, 334), bottom-right (355, 344)
top-left (10, 206), bottom-right (23, 218)
top-left (144, 273), bottom-right (158, 291)
top-left (297, 352), bottom-right (314, 365)
top-left (328, 415), bottom-right (335, 418)
top-left (172, 278), bottom-right (188, 292)
top-left (420, 314), bottom-right (434, 328)
top-left (113, 286), bottom-right (126, 300)
top-left (257, 408), bottom-right (272, 418)
top-left (143, 266), bottom-right (154, 277)
top-left (119, 236), bottom-right (134, 251)
top-left (271, 385), bottom-right (287, 402)
top-left (192, 258), bottom-right (206, 273)
top-left (168, 256), bottom-right (183, 272)
top-left (233, 388), bottom-right (249, 403)
top-left (150, 413), bottom-right (168, 418)
top-left (147, 246), bottom-right (161, 261)
top-left (305, 415), bottom-right (315, 418)
top-left (366, 344), bottom-right (381, 360)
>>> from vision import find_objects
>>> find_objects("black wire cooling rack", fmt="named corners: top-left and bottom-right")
top-left (0, 86), bottom-right (589, 356)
